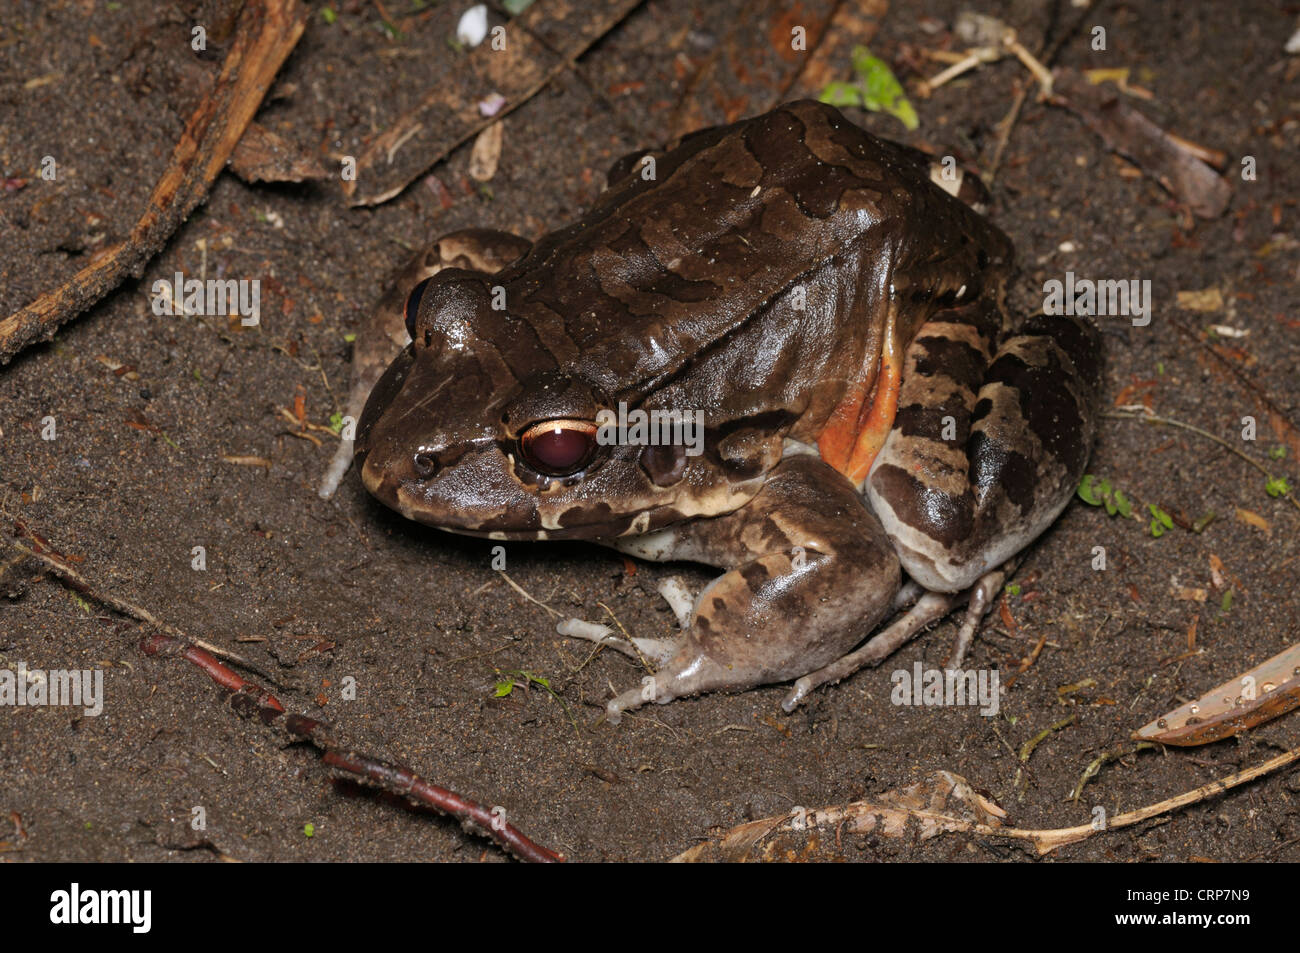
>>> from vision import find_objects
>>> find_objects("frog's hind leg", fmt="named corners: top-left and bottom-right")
top-left (596, 455), bottom-right (901, 723)
top-left (318, 230), bottom-right (531, 499)
top-left (782, 558), bottom-right (1019, 711)
top-left (863, 303), bottom-right (1101, 669)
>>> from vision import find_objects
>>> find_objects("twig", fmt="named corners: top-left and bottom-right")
top-left (0, 0), bottom-right (309, 365)
top-left (7, 516), bottom-right (561, 861)
top-left (4, 527), bottom-right (277, 686)
top-left (678, 745), bottom-right (1300, 859)
top-left (139, 633), bottom-right (562, 862)
top-left (1103, 408), bottom-right (1300, 515)
top-left (344, 0), bottom-right (641, 206)
top-left (499, 571), bottom-right (562, 618)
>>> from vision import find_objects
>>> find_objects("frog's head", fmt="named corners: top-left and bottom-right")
top-left (357, 272), bottom-right (776, 540)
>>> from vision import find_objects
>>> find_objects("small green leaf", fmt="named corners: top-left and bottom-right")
top-left (1149, 520), bottom-right (1165, 538)
top-left (304, 822), bottom-right (315, 837)
top-left (328, 412), bottom-right (344, 434)
top-left (1148, 503), bottom-right (1173, 529)
top-left (532, 674), bottom-right (551, 690)
top-left (1156, 362), bottom-right (1165, 375)
top-left (320, 6), bottom-right (336, 24)
top-left (1265, 476), bottom-right (1290, 497)
top-left (1267, 446), bottom-right (1286, 460)
top-left (1005, 583), bottom-right (1021, 596)
top-left (343, 332), bottom-right (357, 343)
top-left (493, 680), bottom-right (515, 697)
top-left (1078, 474), bottom-right (1102, 505)
top-left (1220, 589), bottom-right (1233, 612)
top-left (818, 82), bottom-right (863, 109)
top-left (1113, 490), bottom-right (1132, 518)
top-left (850, 47), bottom-right (919, 130)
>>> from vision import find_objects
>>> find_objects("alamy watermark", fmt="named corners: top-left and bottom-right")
top-left (1043, 271), bottom-right (1151, 326)
top-left (595, 401), bottom-right (705, 456)
top-left (0, 661), bottom-right (104, 716)
top-left (150, 271), bottom-right (260, 326)
top-left (891, 662), bottom-right (1001, 716)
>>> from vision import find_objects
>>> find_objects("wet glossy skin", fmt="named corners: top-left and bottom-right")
top-left (347, 101), bottom-right (1101, 721)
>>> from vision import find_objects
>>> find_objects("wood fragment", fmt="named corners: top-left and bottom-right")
top-left (674, 748), bottom-right (1300, 859)
top-left (0, 0), bottom-right (310, 366)
top-left (344, 0), bottom-right (641, 206)
top-left (1135, 641), bottom-right (1300, 745)
top-left (1049, 67), bottom-right (1231, 218)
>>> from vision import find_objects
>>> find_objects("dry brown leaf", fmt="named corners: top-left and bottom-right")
top-left (1176, 287), bottom-right (1225, 312)
top-left (1234, 507), bottom-right (1271, 534)
top-left (468, 121), bottom-right (504, 183)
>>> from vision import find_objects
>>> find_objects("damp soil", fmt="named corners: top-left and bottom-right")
top-left (1, 0), bottom-right (1298, 863)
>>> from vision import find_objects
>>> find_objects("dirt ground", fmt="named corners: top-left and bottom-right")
top-left (2, 0), bottom-right (1299, 863)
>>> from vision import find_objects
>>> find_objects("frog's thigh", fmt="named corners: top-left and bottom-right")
top-left (605, 455), bottom-right (900, 721)
top-left (866, 309), bottom-right (1101, 593)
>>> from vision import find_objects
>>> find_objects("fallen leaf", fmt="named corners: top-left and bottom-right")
top-left (1176, 287), bottom-right (1224, 312)
top-left (468, 120), bottom-right (503, 182)
top-left (1234, 507), bottom-right (1271, 534)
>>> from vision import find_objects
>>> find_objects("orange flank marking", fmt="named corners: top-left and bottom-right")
top-left (818, 331), bottom-right (903, 487)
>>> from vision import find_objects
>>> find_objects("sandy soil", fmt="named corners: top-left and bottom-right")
top-left (1, 0), bottom-right (1298, 862)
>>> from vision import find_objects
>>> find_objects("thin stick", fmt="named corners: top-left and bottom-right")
top-left (139, 633), bottom-right (563, 863)
top-left (1104, 408), bottom-right (1300, 514)
top-left (0, 0), bottom-right (309, 365)
top-left (4, 533), bottom-right (275, 684)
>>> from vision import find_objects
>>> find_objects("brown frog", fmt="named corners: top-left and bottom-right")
top-left (323, 101), bottom-right (1100, 723)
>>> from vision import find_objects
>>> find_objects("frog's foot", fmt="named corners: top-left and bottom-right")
top-left (782, 590), bottom-right (955, 712)
top-left (602, 455), bottom-right (901, 724)
top-left (780, 559), bottom-right (1017, 711)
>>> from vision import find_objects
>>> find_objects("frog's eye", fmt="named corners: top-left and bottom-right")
top-left (404, 277), bottom-right (434, 342)
top-left (519, 419), bottom-right (599, 476)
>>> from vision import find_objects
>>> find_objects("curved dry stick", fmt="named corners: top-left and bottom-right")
top-left (0, 0), bottom-right (309, 366)
top-left (7, 516), bottom-right (563, 863)
top-left (675, 747), bottom-right (1300, 860)
top-left (140, 632), bottom-right (564, 864)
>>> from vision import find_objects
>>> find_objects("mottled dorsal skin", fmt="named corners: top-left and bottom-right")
top-left (358, 100), bottom-right (1013, 540)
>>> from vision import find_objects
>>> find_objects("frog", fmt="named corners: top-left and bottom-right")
top-left (325, 100), bottom-right (1100, 724)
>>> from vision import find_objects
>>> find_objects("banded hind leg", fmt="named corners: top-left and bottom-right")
top-left (786, 304), bottom-right (1101, 708)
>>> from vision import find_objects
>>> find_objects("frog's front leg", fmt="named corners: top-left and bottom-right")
top-left (582, 455), bottom-right (902, 723)
top-left (318, 229), bottom-right (531, 499)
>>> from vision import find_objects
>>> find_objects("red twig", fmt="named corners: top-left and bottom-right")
top-left (139, 633), bottom-right (562, 862)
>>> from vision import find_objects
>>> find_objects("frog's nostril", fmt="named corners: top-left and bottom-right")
top-left (413, 451), bottom-right (441, 479)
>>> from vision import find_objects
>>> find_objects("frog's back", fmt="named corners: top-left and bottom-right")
top-left (494, 100), bottom-right (1011, 403)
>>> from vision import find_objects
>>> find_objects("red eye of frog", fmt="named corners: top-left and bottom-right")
top-left (519, 419), bottom-right (599, 476)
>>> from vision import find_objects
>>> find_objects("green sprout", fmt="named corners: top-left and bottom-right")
top-left (492, 670), bottom-right (577, 732)
top-left (820, 47), bottom-right (918, 130)
top-left (1077, 474), bottom-right (1132, 517)
top-left (1147, 503), bottom-right (1173, 538)
top-left (1265, 476), bottom-right (1290, 498)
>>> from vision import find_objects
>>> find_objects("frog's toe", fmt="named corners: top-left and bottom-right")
top-left (604, 645), bottom-right (736, 725)
top-left (556, 618), bottom-right (677, 665)
top-left (656, 576), bottom-right (695, 629)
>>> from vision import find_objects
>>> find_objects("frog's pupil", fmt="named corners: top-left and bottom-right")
top-left (404, 277), bottom-right (433, 341)
top-left (527, 425), bottom-right (593, 474)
